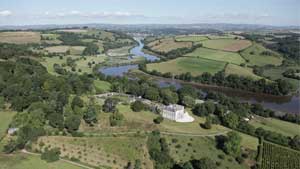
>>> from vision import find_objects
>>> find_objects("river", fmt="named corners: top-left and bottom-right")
top-left (99, 37), bottom-right (300, 114)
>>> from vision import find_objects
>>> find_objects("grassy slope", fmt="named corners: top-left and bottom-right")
top-left (147, 57), bottom-right (226, 76)
top-left (225, 64), bottom-right (263, 80)
top-left (185, 47), bottom-right (245, 65)
top-left (240, 43), bottom-right (283, 66)
top-left (149, 38), bottom-right (193, 53)
top-left (164, 135), bottom-right (248, 169)
top-left (175, 35), bottom-right (208, 42)
top-left (202, 39), bottom-right (252, 52)
top-left (93, 80), bottom-right (111, 93)
top-left (249, 116), bottom-right (300, 137)
top-left (0, 32), bottom-right (41, 44)
top-left (0, 153), bottom-right (84, 169)
top-left (0, 111), bottom-right (17, 138)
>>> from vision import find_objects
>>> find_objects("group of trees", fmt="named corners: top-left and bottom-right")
top-left (282, 69), bottom-right (300, 80)
top-left (82, 43), bottom-right (99, 56)
top-left (0, 43), bottom-right (37, 59)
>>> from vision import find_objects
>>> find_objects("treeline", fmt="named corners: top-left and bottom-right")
top-left (282, 69), bottom-right (300, 80)
top-left (144, 43), bottom-right (202, 60)
top-left (140, 66), bottom-right (292, 96)
top-left (0, 58), bottom-right (96, 153)
top-left (0, 43), bottom-right (39, 59)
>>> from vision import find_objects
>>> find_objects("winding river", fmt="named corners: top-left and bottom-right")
top-left (99, 38), bottom-right (300, 114)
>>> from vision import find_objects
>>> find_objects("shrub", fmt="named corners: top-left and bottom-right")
top-left (41, 148), bottom-right (61, 162)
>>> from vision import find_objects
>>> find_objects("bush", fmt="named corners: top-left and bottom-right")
top-left (41, 148), bottom-right (61, 162)
top-left (153, 116), bottom-right (164, 124)
top-left (131, 100), bottom-right (146, 112)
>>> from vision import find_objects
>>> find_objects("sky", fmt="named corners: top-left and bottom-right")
top-left (0, 0), bottom-right (299, 26)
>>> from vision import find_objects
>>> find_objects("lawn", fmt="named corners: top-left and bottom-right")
top-left (225, 64), bottom-right (263, 80)
top-left (0, 153), bottom-right (84, 169)
top-left (148, 38), bottom-right (193, 53)
top-left (147, 57), bottom-right (226, 76)
top-left (0, 31), bottom-right (40, 44)
top-left (94, 80), bottom-right (111, 93)
top-left (175, 35), bottom-right (208, 42)
top-left (240, 43), bottom-right (283, 66)
top-left (249, 116), bottom-right (300, 137)
top-left (202, 39), bottom-right (252, 52)
top-left (34, 136), bottom-right (152, 169)
top-left (164, 135), bottom-right (248, 169)
top-left (185, 47), bottom-right (245, 65)
top-left (0, 111), bottom-right (17, 138)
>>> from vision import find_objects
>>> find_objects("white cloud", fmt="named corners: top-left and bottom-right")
top-left (0, 10), bottom-right (12, 17)
top-left (44, 10), bottom-right (139, 18)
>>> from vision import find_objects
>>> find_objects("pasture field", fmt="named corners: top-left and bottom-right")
top-left (175, 35), bottom-right (208, 42)
top-left (41, 55), bottom-right (81, 75)
top-left (0, 31), bottom-right (40, 44)
top-left (260, 141), bottom-right (300, 169)
top-left (202, 39), bottom-right (252, 52)
top-left (107, 46), bottom-right (132, 57)
top-left (185, 47), bottom-right (245, 65)
top-left (74, 54), bottom-right (107, 73)
top-left (262, 65), bottom-right (300, 90)
top-left (44, 45), bottom-right (85, 55)
top-left (238, 132), bottom-right (259, 150)
top-left (240, 43), bottom-right (283, 66)
top-left (34, 136), bottom-right (153, 169)
top-left (0, 153), bottom-right (84, 169)
top-left (0, 111), bottom-right (17, 138)
top-left (56, 29), bottom-right (88, 33)
top-left (164, 135), bottom-right (248, 169)
top-left (147, 57), bottom-right (226, 76)
top-left (147, 38), bottom-right (193, 53)
top-left (207, 34), bottom-right (237, 39)
top-left (249, 116), bottom-right (300, 137)
top-left (225, 64), bottom-right (262, 80)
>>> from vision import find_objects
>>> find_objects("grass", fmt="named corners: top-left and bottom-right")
top-left (262, 65), bottom-right (300, 90)
top-left (175, 35), bottom-right (208, 42)
top-left (238, 132), bottom-right (259, 150)
top-left (44, 46), bottom-right (85, 55)
top-left (107, 46), bottom-right (132, 57)
top-left (74, 54), bottom-right (107, 74)
top-left (202, 39), bottom-right (252, 52)
top-left (94, 80), bottom-right (111, 93)
top-left (40, 55), bottom-right (81, 75)
top-left (0, 153), bottom-right (84, 169)
top-left (0, 111), bottom-right (17, 138)
top-left (148, 38), bottom-right (193, 53)
top-left (147, 57), bottom-right (226, 76)
top-left (164, 135), bottom-right (248, 169)
top-left (34, 136), bottom-right (152, 169)
top-left (225, 64), bottom-right (263, 80)
top-left (207, 34), bottom-right (237, 40)
top-left (249, 116), bottom-right (300, 137)
top-left (185, 47), bottom-right (245, 65)
top-left (0, 31), bottom-right (40, 44)
top-left (240, 43), bottom-right (283, 66)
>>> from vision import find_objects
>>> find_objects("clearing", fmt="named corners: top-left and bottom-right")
top-left (0, 32), bottom-right (40, 44)
top-left (225, 64), bottom-right (263, 80)
top-left (185, 47), bottom-right (245, 65)
top-left (0, 111), bottom-right (17, 138)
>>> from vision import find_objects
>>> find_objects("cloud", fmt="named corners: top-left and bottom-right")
top-left (44, 10), bottom-right (140, 18)
top-left (0, 10), bottom-right (12, 17)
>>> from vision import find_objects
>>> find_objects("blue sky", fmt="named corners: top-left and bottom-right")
top-left (0, 0), bottom-right (299, 26)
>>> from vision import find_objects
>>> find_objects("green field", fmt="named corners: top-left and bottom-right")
top-left (148, 38), bottom-right (193, 53)
top-left (249, 116), bottom-right (300, 137)
top-left (44, 46), bottom-right (86, 55)
top-left (34, 136), bottom-right (152, 169)
top-left (94, 80), bottom-right (111, 93)
top-left (0, 153), bottom-right (84, 169)
top-left (202, 39), bottom-right (252, 52)
top-left (225, 64), bottom-right (263, 80)
top-left (240, 43), bottom-right (283, 66)
top-left (185, 47), bottom-right (245, 65)
top-left (175, 35), bottom-right (208, 42)
top-left (147, 57), bottom-right (226, 76)
top-left (164, 135), bottom-right (248, 169)
top-left (0, 111), bottom-right (17, 138)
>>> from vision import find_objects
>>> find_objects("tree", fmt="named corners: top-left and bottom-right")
top-left (131, 100), bottom-right (146, 112)
top-left (290, 135), bottom-right (300, 151)
top-left (83, 43), bottom-right (99, 55)
top-left (181, 96), bottom-right (195, 108)
top-left (191, 157), bottom-right (217, 169)
top-left (48, 113), bottom-right (64, 129)
top-left (83, 105), bottom-right (98, 125)
top-left (71, 96), bottom-right (84, 110)
top-left (222, 112), bottom-right (239, 129)
top-left (223, 132), bottom-right (242, 156)
top-left (102, 98), bottom-right (118, 113)
top-left (153, 116), bottom-right (164, 124)
top-left (109, 112), bottom-right (124, 126)
top-left (160, 88), bottom-right (178, 105)
top-left (144, 87), bottom-right (160, 101)
top-left (41, 148), bottom-right (61, 162)
top-left (64, 114), bottom-right (81, 133)
top-left (202, 117), bottom-right (212, 129)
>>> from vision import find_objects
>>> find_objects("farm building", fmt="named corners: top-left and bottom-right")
top-left (161, 104), bottom-right (194, 122)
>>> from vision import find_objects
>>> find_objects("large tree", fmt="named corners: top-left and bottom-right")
top-left (223, 131), bottom-right (242, 156)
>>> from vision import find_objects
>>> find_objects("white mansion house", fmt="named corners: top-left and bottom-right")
top-left (161, 104), bottom-right (194, 123)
